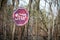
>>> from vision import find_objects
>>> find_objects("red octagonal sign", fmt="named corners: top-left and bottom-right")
top-left (13, 8), bottom-right (29, 26)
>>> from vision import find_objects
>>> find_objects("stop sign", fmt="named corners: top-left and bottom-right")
top-left (13, 8), bottom-right (29, 26)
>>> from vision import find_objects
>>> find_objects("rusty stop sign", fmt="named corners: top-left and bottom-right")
top-left (13, 8), bottom-right (29, 26)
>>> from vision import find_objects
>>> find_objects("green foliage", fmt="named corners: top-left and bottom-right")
top-left (7, 8), bottom-right (12, 16)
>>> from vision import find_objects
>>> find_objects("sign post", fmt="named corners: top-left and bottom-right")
top-left (13, 8), bottom-right (29, 26)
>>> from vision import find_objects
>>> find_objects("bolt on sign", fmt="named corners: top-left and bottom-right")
top-left (12, 8), bottom-right (29, 26)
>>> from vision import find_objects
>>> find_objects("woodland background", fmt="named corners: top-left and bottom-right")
top-left (0, 0), bottom-right (60, 40)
